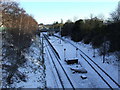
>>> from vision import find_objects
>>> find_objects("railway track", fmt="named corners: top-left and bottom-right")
top-left (53, 35), bottom-right (120, 89)
top-left (43, 34), bottom-right (75, 89)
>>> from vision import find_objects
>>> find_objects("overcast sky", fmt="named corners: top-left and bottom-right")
top-left (18, 0), bottom-right (119, 24)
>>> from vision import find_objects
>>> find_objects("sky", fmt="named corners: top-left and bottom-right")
top-left (18, 0), bottom-right (119, 24)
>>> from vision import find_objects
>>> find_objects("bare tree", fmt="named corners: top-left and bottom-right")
top-left (98, 37), bottom-right (109, 63)
top-left (111, 1), bottom-right (120, 22)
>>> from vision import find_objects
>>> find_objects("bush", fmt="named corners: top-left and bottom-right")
top-left (91, 35), bottom-right (104, 48)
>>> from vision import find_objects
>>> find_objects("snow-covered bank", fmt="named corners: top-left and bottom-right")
top-left (2, 35), bottom-right (46, 88)
top-left (11, 36), bottom-right (45, 88)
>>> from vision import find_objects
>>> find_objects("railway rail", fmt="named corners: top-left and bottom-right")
top-left (43, 34), bottom-right (75, 89)
top-left (53, 35), bottom-right (120, 89)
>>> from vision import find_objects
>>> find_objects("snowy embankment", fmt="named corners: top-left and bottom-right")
top-left (2, 35), bottom-right (45, 88)
top-left (45, 33), bottom-right (119, 88)
top-left (13, 35), bottom-right (45, 88)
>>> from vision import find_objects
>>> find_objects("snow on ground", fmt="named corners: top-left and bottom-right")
top-left (44, 33), bottom-right (119, 88)
top-left (10, 36), bottom-right (46, 88)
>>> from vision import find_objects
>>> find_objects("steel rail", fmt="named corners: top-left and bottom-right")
top-left (45, 41), bottom-right (65, 89)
